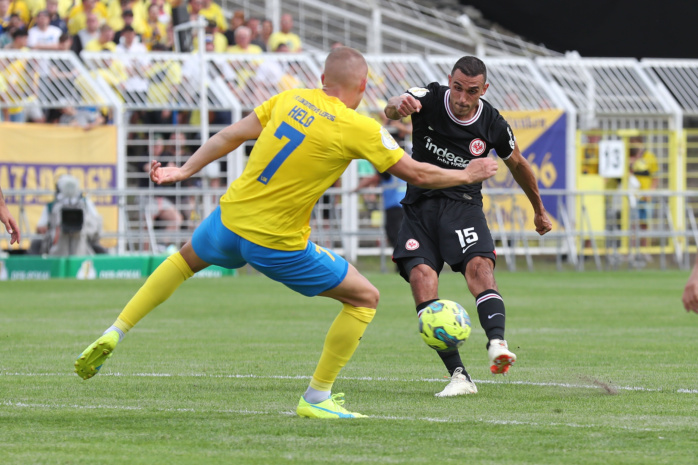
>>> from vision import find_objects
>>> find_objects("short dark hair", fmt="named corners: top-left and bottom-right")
top-left (451, 56), bottom-right (487, 83)
top-left (12, 28), bottom-right (28, 39)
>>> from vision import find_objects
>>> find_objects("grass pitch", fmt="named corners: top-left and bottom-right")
top-left (1, 269), bottom-right (697, 464)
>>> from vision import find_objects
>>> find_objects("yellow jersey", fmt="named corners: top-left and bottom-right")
top-left (220, 88), bottom-right (404, 251)
top-left (630, 150), bottom-right (659, 191)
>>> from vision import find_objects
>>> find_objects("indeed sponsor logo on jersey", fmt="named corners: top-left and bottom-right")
top-left (423, 136), bottom-right (469, 168)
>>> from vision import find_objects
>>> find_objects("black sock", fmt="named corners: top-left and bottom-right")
top-left (416, 299), bottom-right (439, 314)
top-left (476, 289), bottom-right (506, 342)
top-left (436, 349), bottom-right (465, 377)
top-left (417, 299), bottom-right (464, 375)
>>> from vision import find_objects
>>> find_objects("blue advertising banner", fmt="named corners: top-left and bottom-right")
top-left (483, 109), bottom-right (567, 231)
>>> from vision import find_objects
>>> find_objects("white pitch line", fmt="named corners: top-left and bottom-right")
top-left (0, 400), bottom-right (660, 431)
top-left (1, 371), bottom-right (695, 394)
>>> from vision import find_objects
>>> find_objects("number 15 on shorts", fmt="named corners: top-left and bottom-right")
top-left (455, 227), bottom-right (478, 253)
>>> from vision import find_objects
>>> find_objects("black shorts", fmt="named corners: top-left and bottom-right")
top-left (393, 197), bottom-right (495, 282)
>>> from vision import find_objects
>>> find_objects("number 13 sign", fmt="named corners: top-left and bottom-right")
top-left (598, 140), bottom-right (626, 178)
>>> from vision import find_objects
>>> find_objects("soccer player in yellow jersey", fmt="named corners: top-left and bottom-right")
top-left (74, 47), bottom-right (498, 419)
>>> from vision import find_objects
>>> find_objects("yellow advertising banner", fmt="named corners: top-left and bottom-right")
top-left (0, 123), bottom-right (118, 250)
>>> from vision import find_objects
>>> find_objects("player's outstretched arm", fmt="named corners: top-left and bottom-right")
top-left (503, 144), bottom-right (552, 235)
top-left (387, 154), bottom-right (497, 189)
top-left (0, 186), bottom-right (19, 245)
top-left (151, 112), bottom-right (264, 185)
top-left (682, 255), bottom-right (698, 313)
top-left (384, 94), bottom-right (422, 120)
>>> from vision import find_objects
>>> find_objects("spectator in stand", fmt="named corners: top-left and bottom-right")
top-left (4, 25), bottom-right (27, 49)
top-left (226, 25), bottom-right (261, 54)
top-left (142, 2), bottom-right (168, 50)
top-left (0, 0), bottom-right (11, 32)
top-left (123, 0), bottom-right (149, 30)
top-left (7, 0), bottom-right (29, 25)
top-left (84, 23), bottom-right (116, 51)
top-left (67, 0), bottom-right (109, 36)
top-left (0, 0), bottom-right (10, 27)
top-left (186, 0), bottom-right (203, 24)
top-left (44, 32), bottom-right (78, 123)
top-left (192, 19), bottom-right (225, 52)
top-left (113, 9), bottom-right (141, 45)
top-left (245, 16), bottom-right (265, 51)
top-left (199, 0), bottom-right (225, 32)
top-left (71, 11), bottom-right (100, 54)
top-left (115, 24), bottom-right (146, 53)
top-left (58, 105), bottom-right (106, 130)
top-left (149, 0), bottom-right (171, 26)
top-left (27, 10), bottom-right (62, 49)
top-left (57, 31), bottom-right (71, 49)
top-left (260, 18), bottom-right (272, 46)
top-left (0, 13), bottom-right (24, 48)
top-left (44, 0), bottom-right (67, 34)
top-left (2, 28), bottom-right (46, 123)
top-left (223, 9), bottom-right (244, 46)
top-left (267, 13), bottom-right (301, 52)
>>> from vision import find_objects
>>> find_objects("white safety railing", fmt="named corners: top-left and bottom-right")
top-left (208, 52), bottom-right (322, 111)
top-left (80, 51), bottom-right (239, 111)
top-left (0, 50), bottom-right (119, 109)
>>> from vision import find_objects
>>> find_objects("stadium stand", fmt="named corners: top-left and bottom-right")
top-left (1, 0), bottom-right (697, 273)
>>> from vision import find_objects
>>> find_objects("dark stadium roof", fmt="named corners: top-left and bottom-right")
top-left (458, 0), bottom-right (694, 59)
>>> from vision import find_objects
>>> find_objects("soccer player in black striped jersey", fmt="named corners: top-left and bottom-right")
top-left (385, 56), bottom-right (552, 397)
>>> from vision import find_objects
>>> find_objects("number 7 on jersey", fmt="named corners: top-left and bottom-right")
top-left (257, 122), bottom-right (305, 185)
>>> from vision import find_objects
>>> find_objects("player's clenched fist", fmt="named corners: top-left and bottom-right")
top-left (386, 94), bottom-right (422, 118)
top-left (464, 158), bottom-right (498, 184)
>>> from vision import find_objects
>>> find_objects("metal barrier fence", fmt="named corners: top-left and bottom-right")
top-left (4, 186), bottom-right (697, 273)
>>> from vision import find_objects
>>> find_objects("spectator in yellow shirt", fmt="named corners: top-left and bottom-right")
top-left (141, 2), bottom-right (168, 49)
top-left (199, 0), bottom-right (225, 31)
top-left (226, 25), bottom-right (262, 54)
top-left (8, 0), bottom-right (30, 26)
top-left (67, 0), bottom-right (109, 36)
top-left (267, 13), bottom-right (301, 52)
top-left (83, 22), bottom-right (116, 51)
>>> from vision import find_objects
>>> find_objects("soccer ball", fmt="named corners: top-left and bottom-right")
top-left (418, 300), bottom-right (472, 351)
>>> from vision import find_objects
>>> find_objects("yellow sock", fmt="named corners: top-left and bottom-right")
top-left (112, 252), bottom-right (194, 331)
top-left (309, 303), bottom-right (376, 392)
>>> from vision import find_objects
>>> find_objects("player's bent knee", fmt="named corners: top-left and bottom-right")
top-left (351, 283), bottom-right (379, 310)
top-left (465, 257), bottom-right (496, 288)
top-left (410, 263), bottom-right (437, 283)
